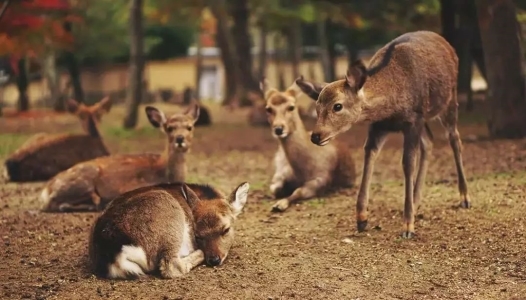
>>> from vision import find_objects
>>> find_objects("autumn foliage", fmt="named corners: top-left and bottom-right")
top-left (0, 0), bottom-right (77, 72)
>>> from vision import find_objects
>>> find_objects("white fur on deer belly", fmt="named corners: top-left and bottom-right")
top-left (108, 245), bottom-right (149, 279)
top-left (179, 222), bottom-right (195, 258)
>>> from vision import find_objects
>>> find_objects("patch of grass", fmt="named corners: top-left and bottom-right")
top-left (102, 125), bottom-right (159, 140)
top-left (0, 133), bottom-right (33, 158)
top-left (306, 197), bottom-right (327, 208)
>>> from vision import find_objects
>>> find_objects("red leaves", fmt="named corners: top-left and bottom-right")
top-left (0, 0), bottom-right (77, 74)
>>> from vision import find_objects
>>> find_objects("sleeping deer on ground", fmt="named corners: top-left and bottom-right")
top-left (262, 80), bottom-right (356, 212)
top-left (3, 97), bottom-right (112, 182)
top-left (295, 30), bottom-right (471, 238)
top-left (89, 181), bottom-right (249, 279)
top-left (39, 104), bottom-right (200, 212)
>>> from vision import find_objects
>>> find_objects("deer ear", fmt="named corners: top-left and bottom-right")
top-left (145, 106), bottom-right (166, 128)
top-left (66, 99), bottom-right (79, 113)
top-left (295, 76), bottom-right (326, 101)
top-left (229, 182), bottom-right (249, 217)
top-left (185, 103), bottom-right (201, 124)
top-left (345, 60), bottom-right (367, 93)
top-left (96, 96), bottom-right (112, 114)
top-left (181, 184), bottom-right (200, 210)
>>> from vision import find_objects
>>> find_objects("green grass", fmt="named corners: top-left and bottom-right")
top-left (0, 133), bottom-right (33, 158)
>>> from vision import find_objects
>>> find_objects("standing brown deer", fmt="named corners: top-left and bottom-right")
top-left (39, 103), bottom-right (200, 212)
top-left (3, 97), bottom-right (112, 182)
top-left (295, 31), bottom-right (471, 238)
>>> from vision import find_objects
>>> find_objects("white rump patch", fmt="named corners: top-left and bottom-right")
top-left (179, 222), bottom-right (195, 258)
top-left (108, 245), bottom-right (149, 279)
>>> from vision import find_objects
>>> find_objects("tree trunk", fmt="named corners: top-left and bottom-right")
top-left (440, 0), bottom-right (456, 44)
top-left (63, 21), bottom-right (84, 103)
top-left (476, 0), bottom-right (526, 138)
top-left (288, 19), bottom-right (302, 79)
top-left (230, 0), bottom-right (259, 93)
top-left (317, 19), bottom-right (331, 82)
top-left (17, 58), bottom-right (29, 112)
top-left (274, 34), bottom-right (286, 91)
top-left (43, 50), bottom-right (63, 111)
top-left (194, 30), bottom-right (203, 100)
top-left (209, 0), bottom-right (240, 106)
top-left (257, 20), bottom-right (268, 81)
top-left (123, 0), bottom-right (144, 129)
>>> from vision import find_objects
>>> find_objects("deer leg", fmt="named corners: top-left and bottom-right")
top-left (180, 249), bottom-right (205, 271)
top-left (443, 99), bottom-right (471, 208)
top-left (356, 126), bottom-right (389, 232)
top-left (270, 148), bottom-right (297, 198)
top-left (401, 123), bottom-right (422, 239)
top-left (158, 248), bottom-right (188, 279)
top-left (413, 133), bottom-right (433, 210)
top-left (271, 176), bottom-right (329, 212)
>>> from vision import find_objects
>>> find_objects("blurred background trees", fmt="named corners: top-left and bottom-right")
top-left (1, 0), bottom-right (526, 138)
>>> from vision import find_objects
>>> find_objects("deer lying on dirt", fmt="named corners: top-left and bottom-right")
top-left (295, 30), bottom-right (471, 238)
top-left (3, 97), bottom-right (112, 182)
top-left (262, 80), bottom-right (356, 212)
top-left (89, 181), bottom-right (249, 279)
top-left (39, 104), bottom-right (200, 212)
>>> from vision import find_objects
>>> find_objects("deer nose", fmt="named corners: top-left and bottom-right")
top-left (207, 255), bottom-right (221, 267)
top-left (311, 133), bottom-right (321, 145)
top-left (274, 126), bottom-right (284, 136)
top-left (175, 136), bottom-right (184, 144)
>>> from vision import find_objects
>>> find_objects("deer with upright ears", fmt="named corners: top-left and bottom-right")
top-left (3, 97), bottom-right (112, 182)
top-left (261, 79), bottom-right (356, 212)
top-left (89, 181), bottom-right (249, 279)
top-left (295, 30), bottom-right (471, 238)
top-left (39, 104), bottom-right (200, 212)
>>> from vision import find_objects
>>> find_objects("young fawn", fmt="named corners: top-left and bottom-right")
top-left (296, 31), bottom-right (471, 238)
top-left (3, 97), bottom-right (112, 182)
top-left (89, 182), bottom-right (249, 279)
top-left (262, 80), bottom-right (356, 212)
top-left (39, 104), bottom-right (200, 212)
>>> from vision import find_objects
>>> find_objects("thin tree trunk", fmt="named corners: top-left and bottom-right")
top-left (257, 20), bottom-right (268, 81)
top-left (17, 58), bottom-right (29, 112)
top-left (274, 34), bottom-right (286, 91)
top-left (209, 0), bottom-right (240, 105)
top-left (230, 0), bottom-right (259, 92)
top-left (63, 21), bottom-right (84, 103)
top-left (43, 50), bottom-right (63, 111)
top-left (476, 0), bottom-right (526, 138)
top-left (194, 30), bottom-right (203, 100)
top-left (317, 18), bottom-right (331, 82)
top-left (123, 0), bottom-right (144, 129)
top-left (289, 19), bottom-right (302, 79)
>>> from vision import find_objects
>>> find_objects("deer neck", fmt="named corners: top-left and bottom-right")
top-left (86, 115), bottom-right (101, 138)
top-left (161, 144), bottom-right (186, 183)
top-left (357, 86), bottom-right (395, 123)
top-left (278, 115), bottom-right (311, 160)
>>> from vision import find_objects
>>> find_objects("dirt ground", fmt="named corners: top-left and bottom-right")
top-left (1, 102), bottom-right (525, 300)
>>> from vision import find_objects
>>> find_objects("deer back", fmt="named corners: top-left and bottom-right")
top-left (5, 134), bottom-right (109, 182)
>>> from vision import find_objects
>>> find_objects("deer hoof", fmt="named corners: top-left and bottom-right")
top-left (271, 199), bottom-right (289, 213)
top-left (460, 199), bottom-right (471, 209)
top-left (356, 220), bottom-right (368, 232)
top-left (401, 231), bottom-right (415, 239)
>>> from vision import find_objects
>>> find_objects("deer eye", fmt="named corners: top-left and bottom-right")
top-left (333, 103), bottom-right (343, 112)
top-left (187, 126), bottom-right (192, 131)
top-left (265, 107), bottom-right (273, 114)
top-left (287, 105), bottom-right (295, 112)
top-left (222, 228), bottom-right (230, 235)
top-left (165, 126), bottom-right (173, 133)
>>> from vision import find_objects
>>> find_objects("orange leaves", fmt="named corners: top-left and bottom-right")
top-left (0, 0), bottom-right (78, 73)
